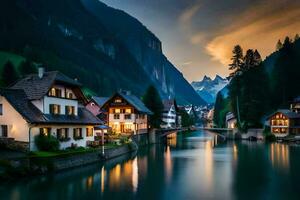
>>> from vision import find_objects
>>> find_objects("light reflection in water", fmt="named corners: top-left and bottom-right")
top-left (86, 176), bottom-right (93, 190)
top-left (270, 143), bottom-right (290, 171)
top-left (167, 132), bottom-right (177, 147)
top-left (164, 146), bottom-right (172, 183)
top-left (204, 140), bottom-right (213, 190)
top-left (132, 157), bottom-right (138, 193)
top-left (101, 166), bottom-right (105, 193)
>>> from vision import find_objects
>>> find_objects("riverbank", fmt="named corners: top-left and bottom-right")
top-left (0, 142), bottom-right (137, 182)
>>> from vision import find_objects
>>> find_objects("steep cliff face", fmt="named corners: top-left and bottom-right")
top-left (0, 0), bottom-right (204, 105)
top-left (81, 0), bottom-right (204, 105)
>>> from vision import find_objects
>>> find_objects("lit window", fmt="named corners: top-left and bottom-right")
top-left (40, 128), bottom-right (51, 136)
top-left (114, 98), bottom-right (122, 103)
top-left (67, 92), bottom-right (74, 99)
top-left (125, 108), bottom-right (131, 113)
top-left (48, 88), bottom-right (62, 97)
top-left (86, 128), bottom-right (93, 137)
top-left (115, 109), bottom-right (120, 113)
top-left (65, 106), bottom-right (75, 115)
top-left (50, 104), bottom-right (61, 115)
top-left (0, 104), bottom-right (2, 115)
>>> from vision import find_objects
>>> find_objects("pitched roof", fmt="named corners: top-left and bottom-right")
top-left (118, 92), bottom-right (153, 115)
top-left (92, 96), bottom-right (109, 107)
top-left (101, 92), bottom-right (153, 115)
top-left (11, 71), bottom-right (81, 100)
top-left (0, 89), bottom-right (102, 125)
top-left (0, 89), bottom-right (46, 123)
top-left (268, 109), bottom-right (300, 119)
top-left (162, 99), bottom-right (177, 111)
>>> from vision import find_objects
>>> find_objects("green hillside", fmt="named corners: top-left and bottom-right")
top-left (0, 51), bottom-right (25, 72)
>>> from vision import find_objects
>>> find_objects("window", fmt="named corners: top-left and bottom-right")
top-left (57, 128), bottom-right (69, 141)
top-left (1, 125), bottom-right (8, 137)
top-left (48, 88), bottom-right (62, 97)
top-left (114, 109), bottom-right (121, 113)
top-left (65, 106), bottom-right (75, 115)
top-left (125, 114), bottom-right (131, 120)
top-left (125, 108), bottom-right (132, 113)
top-left (0, 104), bottom-right (2, 115)
top-left (114, 114), bottom-right (120, 119)
top-left (40, 128), bottom-right (51, 136)
top-left (67, 92), bottom-right (74, 99)
top-left (86, 128), bottom-right (93, 137)
top-left (50, 104), bottom-right (61, 115)
top-left (73, 128), bottom-right (82, 140)
top-left (114, 98), bottom-right (122, 103)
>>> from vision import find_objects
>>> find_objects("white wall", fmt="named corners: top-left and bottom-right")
top-left (0, 96), bottom-right (30, 142)
top-left (44, 96), bottom-right (78, 115)
top-left (30, 125), bottom-right (95, 151)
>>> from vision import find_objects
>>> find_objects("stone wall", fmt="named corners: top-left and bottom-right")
top-left (0, 138), bottom-right (29, 152)
top-left (31, 144), bottom-right (137, 172)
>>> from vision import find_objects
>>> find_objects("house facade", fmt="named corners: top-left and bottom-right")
top-left (161, 99), bottom-right (178, 129)
top-left (100, 91), bottom-right (152, 135)
top-left (269, 109), bottom-right (300, 137)
top-left (226, 112), bottom-right (237, 129)
top-left (0, 69), bottom-right (101, 151)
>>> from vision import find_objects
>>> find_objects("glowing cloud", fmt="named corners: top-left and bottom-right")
top-left (206, 5), bottom-right (300, 66)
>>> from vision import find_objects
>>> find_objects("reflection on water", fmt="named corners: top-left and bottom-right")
top-left (3, 130), bottom-right (300, 200)
top-left (270, 143), bottom-right (290, 171)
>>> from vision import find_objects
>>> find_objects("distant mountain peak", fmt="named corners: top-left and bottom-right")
top-left (214, 75), bottom-right (225, 81)
top-left (191, 74), bottom-right (228, 104)
top-left (202, 75), bottom-right (212, 82)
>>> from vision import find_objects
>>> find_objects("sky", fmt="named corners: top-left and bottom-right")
top-left (100, 0), bottom-right (300, 82)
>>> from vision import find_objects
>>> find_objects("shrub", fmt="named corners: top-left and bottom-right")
top-left (35, 134), bottom-right (60, 151)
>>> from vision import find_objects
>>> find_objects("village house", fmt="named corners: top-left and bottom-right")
top-left (268, 97), bottom-right (300, 137)
top-left (161, 99), bottom-right (179, 129)
top-left (86, 96), bottom-right (109, 123)
top-left (100, 91), bottom-right (152, 135)
top-left (226, 112), bottom-right (237, 129)
top-left (0, 68), bottom-right (102, 151)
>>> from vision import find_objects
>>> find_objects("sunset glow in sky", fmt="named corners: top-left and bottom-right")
top-left (101, 0), bottom-right (300, 82)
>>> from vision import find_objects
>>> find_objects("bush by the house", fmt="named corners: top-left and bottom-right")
top-left (35, 134), bottom-right (60, 151)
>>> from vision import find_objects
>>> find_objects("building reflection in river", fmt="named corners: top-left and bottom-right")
top-left (270, 143), bottom-right (290, 171)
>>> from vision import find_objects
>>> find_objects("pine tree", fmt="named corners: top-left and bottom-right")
top-left (295, 34), bottom-right (300, 41)
top-left (142, 85), bottom-right (164, 128)
top-left (253, 50), bottom-right (262, 66)
top-left (19, 59), bottom-right (36, 76)
top-left (244, 49), bottom-right (255, 70)
top-left (283, 36), bottom-right (291, 47)
top-left (276, 40), bottom-right (283, 51)
top-left (2, 61), bottom-right (19, 86)
top-left (229, 45), bottom-right (244, 77)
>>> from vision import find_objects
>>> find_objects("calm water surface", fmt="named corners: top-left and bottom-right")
top-left (1, 130), bottom-right (300, 200)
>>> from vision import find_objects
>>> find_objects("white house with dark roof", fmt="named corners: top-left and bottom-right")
top-left (161, 99), bottom-right (178, 129)
top-left (0, 68), bottom-right (102, 151)
top-left (100, 91), bottom-right (153, 135)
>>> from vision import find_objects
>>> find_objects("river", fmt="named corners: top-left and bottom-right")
top-left (1, 130), bottom-right (300, 200)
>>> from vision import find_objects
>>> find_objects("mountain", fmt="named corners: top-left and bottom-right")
top-left (0, 0), bottom-right (205, 105)
top-left (191, 75), bottom-right (228, 104)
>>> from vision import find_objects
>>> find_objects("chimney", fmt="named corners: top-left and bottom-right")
top-left (38, 67), bottom-right (45, 79)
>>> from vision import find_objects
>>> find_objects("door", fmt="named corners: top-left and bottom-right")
top-left (120, 123), bottom-right (125, 133)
